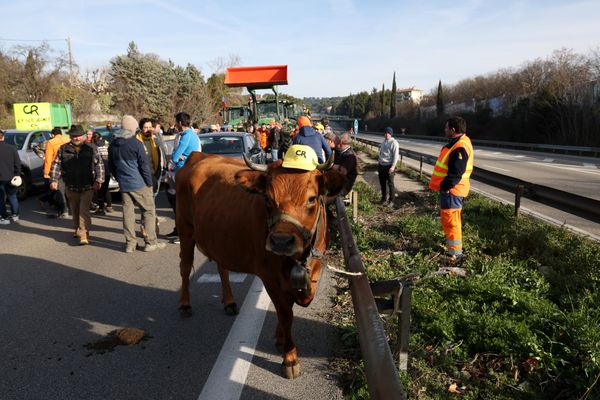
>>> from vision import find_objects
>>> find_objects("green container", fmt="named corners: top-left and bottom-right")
top-left (13, 102), bottom-right (73, 130)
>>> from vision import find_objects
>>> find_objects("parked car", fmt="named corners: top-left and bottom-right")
top-left (198, 132), bottom-right (266, 164)
top-left (92, 124), bottom-right (120, 141)
top-left (2, 129), bottom-right (52, 199)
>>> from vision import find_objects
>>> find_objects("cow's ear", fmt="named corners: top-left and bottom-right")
top-left (235, 170), bottom-right (267, 194)
top-left (318, 170), bottom-right (345, 197)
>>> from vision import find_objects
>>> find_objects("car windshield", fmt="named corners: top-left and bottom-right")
top-left (199, 136), bottom-right (244, 154)
top-left (3, 132), bottom-right (26, 150)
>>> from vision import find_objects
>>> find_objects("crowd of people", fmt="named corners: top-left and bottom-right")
top-left (1, 111), bottom-right (472, 261)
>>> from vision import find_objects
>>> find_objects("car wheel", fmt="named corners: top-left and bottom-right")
top-left (16, 170), bottom-right (31, 201)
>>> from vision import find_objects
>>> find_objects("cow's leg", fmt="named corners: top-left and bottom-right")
top-left (178, 234), bottom-right (195, 318)
top-left (264, 284), bottom-right (300, 379)
top-left (217, 265), bottom-right (238, 315)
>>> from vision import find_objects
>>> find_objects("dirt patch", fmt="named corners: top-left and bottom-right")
top-left (84, 327), bottom-right (149, 355)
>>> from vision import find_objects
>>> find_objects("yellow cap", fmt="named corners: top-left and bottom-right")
top-left (282, 145), bottom-right (318, 171)
top-left (314, 123), bottom-right (324, 131)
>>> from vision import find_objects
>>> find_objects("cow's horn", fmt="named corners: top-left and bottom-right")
top-left (243, 153), bottom-right (268, 172)
top-left (316, 152), bottom-right (335, 171)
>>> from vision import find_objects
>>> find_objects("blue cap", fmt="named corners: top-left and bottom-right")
top-left (384, 127), bottom-right (393, 135)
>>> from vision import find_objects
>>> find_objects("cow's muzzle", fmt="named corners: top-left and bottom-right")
top-left (269, 233), bottom-right (297, 255)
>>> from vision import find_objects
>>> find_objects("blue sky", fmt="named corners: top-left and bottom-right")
top-left (1, 0), bottom-right (600, 98)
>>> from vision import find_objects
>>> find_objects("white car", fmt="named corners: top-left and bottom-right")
top-left (2, 129), bottom-right (51, 199)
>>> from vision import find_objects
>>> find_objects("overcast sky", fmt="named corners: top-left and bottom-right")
top-left (2, 0), bottom-right (600, 98)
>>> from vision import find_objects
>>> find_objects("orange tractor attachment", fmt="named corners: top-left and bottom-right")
top-left (224, 65), bottom-right (288, 89)
top-left (225, 65), bottom-right (288, 124)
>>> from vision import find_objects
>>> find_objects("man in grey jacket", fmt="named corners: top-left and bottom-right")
top-left (378, 127), bottom-right (400, 204)
top-left (108, 115), bottom-right (166, 253)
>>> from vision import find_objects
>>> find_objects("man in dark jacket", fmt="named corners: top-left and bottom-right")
top-left (292, 116), bottom-right (332, 163)
top-left (0, 129), bottom-right (22, 225)
top-left (333, 133), bottom-right (358, 197)
top-left (50, 125), bottom-right (104, 244)
top-left (108, 115), bottom-right (166, 253)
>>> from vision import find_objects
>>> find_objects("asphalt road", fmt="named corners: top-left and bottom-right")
top-left (0, 194), bottom-right (344, 400)
top-left (361, 133), bottom-right (600, 201)
top-left (358, 133), bottom-right (600, 239)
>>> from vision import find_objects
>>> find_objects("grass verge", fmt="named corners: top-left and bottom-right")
top-left (328, 158), bottom-right (600, 400)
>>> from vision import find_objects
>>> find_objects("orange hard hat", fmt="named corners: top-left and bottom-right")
top-left (297, 116), bottom-right (311, 127)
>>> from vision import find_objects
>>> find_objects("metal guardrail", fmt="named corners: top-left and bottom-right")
top-left (334, 197), bottom-right (407, 400)
top-left (355, 137), bottom-right (600, 223)
top-left (363, 132), bottom-right (600, 157)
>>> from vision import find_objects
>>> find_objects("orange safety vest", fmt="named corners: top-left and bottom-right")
top-left (428, 134), bottom-right (473, 197)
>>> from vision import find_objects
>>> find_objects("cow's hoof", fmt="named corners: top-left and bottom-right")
top-left (179, 305), bottom-right (193, 318)
top-left (282, 361), bottom-right (301, 379)
top-left (224, 303), bottom-right (239, 316)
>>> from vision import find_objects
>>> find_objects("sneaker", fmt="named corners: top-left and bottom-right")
top-left (60, 212), bottom-right (70, 219)
top-left (125, 243), bottom-right (137, 253)
top-left (104, 206), bottom-right (114, 213)
top-left (94, 208), bottom-right (106, 215)
top-left (171, 237), bottom-right (180, 244)
top-left (0, 218), bottom-right (10, 225)
top-left (144, 242), bottom-right (167, 252)
top-left (10, 215), bottom-right (19, 223)
top-left (79, 235), bottom-right (89, 245)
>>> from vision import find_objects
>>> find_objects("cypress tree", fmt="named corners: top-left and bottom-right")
top-left (381, 83), bottom-right (385, 118)
top-left (390, 72), bottom-right (397, 118)
top-left (436, 80), bottom-right (444, 117)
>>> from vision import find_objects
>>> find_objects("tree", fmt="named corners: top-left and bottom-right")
top-left (108, 41), bottom-right (212, 122)
top-left (381, 83), bottom-right (385, 118)
top-left (436, 80), bottom-right (444, 116)
top-left (390, 72), bottom-right (397, 118)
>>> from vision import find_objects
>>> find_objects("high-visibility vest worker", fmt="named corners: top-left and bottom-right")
top-left (428, 116), bottom-right (474, 259)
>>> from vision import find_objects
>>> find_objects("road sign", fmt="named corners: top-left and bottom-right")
top-left (353, 119), bottom-right (359, 135)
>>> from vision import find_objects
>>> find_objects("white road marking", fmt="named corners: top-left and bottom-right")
top-left (198, 277), bottom-right (271, 400)
top-left (481, 164), bottom-right (510, 172)
top-left (197, 273), bottom-right (248, 283)
top-left (514, 155), bottom-right (525, 158)
top-left (492, 152), bottom-right (503, 155)
top-left (543, 158), bottom-right (554, 162)
top-left (583, 163), bottom-right (597, 168)
top-left (528, 162), bottom-right (600, 176)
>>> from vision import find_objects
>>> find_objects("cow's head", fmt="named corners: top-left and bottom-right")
top-left (235, 154), bottom-right (346, 259)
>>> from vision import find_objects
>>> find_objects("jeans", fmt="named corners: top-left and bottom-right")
top-left (377, 164), bottom-right (396, 201)
top-left (271, 148), bottom-right (279, 162)
top-left (0, 181), bottom-right (19, 218)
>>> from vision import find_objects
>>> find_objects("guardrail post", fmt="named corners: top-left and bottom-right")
top-left (515, 184), bottom-right (524, 217)
top-left (352, 190), bottom-right (358, 223)
top-left (419, 156), bottom-right (423, 178)
top-left (398, 283), bottom-right (412, 371)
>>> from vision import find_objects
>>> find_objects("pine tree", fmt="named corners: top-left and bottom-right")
top-left (436, 80), bottom-right (444, 117)
top-left (390, 72), bottom-right (397, 118)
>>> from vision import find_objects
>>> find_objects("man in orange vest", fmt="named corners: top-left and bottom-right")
top-left (428, 116), bottom-right (474, 261)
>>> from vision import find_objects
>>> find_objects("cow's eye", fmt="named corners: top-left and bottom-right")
top-left (307, 196), bottom-right (317, 205)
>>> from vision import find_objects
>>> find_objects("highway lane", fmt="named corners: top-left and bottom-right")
top-left (0, 195), bottom-right (343, 400)
top-left (356, 133), bottom-right (600, 239)
top-left (360, 133), bottom-right (600, 201)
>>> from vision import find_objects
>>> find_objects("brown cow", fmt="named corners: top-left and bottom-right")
top-left (176, 151), bottom-right (345, 378)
